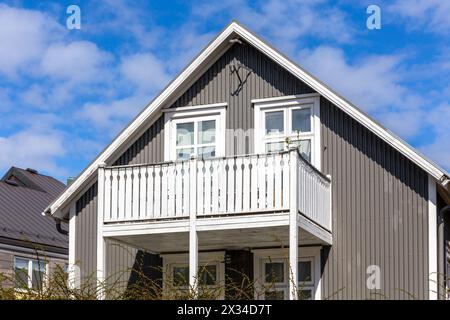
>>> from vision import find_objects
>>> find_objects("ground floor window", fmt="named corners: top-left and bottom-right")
top-left (161, 248), bottom-right (321, 300)
top-left (14, 257), bottom-right (47, 290)
top-left (162, 252), bottom-right (225, 299)
top-left (253, 247), bottom-right (321, 300)
top-left (261, 258), bottom-right (314, 300)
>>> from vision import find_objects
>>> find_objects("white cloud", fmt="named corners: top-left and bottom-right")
top-left (388, 0), bottom-right (450, 34)
top-left (40, 41), bottom-right (113, 84)
top-left (79, 94), bottom-right (150, 136)
top-left (0, 128), bottom-right (67, 176)
top-left (420, 104), bottom-right (450, 170)
top-left (119, 53), bottom-right (171, 92)
top-left (192, 0), bottom-right (355, 51)
top-left (0, 4), bottom-right (63, 78)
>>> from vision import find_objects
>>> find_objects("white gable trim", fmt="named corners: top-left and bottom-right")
top-left (45, 21), bottom-right (449, 219)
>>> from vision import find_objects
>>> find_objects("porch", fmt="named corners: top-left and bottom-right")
top-left (96, 148), bottom-right (332, 299)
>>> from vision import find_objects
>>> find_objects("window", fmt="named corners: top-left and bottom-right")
top-left (164, 103), bottom-right (226, 161)
top-left (254, 95), bottom-right (320, 169)
top-left (171, 264), bottom-right (218, 288)
top-left (14, 257), bottom-right (47, 290)
top-left (175, 119), bottom-right (217, 160)
top-left (260, 258), bottom-right (314, 300)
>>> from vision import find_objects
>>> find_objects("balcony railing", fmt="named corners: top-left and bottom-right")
top-left (99, 150), bottom-right (331, 231)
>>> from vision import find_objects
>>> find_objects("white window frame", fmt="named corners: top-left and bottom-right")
top-left (163, 103), bottom-right (227, 161)
top-left (161, 251), bottom-right (225, 299)
top-left (252, 247), bottom-right (322, 300)
top-left (253, 94), bottom-right (321, 170)
top-left (13, 256), bottom-right (48, 290)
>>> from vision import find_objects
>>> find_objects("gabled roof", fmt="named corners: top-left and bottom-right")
top-left (0, 167), bottom-right (67, 250)
top-left (45, 21), bottom-right (450, 219)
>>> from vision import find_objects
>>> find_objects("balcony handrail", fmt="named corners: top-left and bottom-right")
top-left (105, 150), bottom-right (331, 184)
top-left (100, 149), bottom-right (332, 231)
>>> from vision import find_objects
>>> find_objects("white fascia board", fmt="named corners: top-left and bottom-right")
top-left (45, 21), bottom-right (448, 219)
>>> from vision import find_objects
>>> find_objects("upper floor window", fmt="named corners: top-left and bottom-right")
top-left (164, 103), bottom-right (226, 161)
top-left (253, 94), bottom-right (321, 169)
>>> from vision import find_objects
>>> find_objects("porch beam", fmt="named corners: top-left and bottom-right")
top-left (189, 156), bottom-right (198, 297)
top-left (97, 162), bottom-right (106, 299)
top-left (289, 147), bottom-right (299, 300)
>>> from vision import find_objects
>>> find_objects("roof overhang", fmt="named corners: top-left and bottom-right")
top-left (44, 21), bottom-right (450, 219)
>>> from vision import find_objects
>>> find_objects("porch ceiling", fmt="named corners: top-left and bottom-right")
top-left (110, 225), bottom-right (328, 253)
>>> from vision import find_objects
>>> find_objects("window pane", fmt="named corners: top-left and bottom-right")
top-left (199, 265), bottom-right (217, 286)
top-left (265, 290), bottom-right (285, 300)
top-left (292, 108), bottom-right (311, 133)
top-left (176, 122), bottom-right (194, 146)
top-left (32, 260), bottom-right (46, 290)
top-left (265, 111), bottom-right (284, 135)
top-left (298, 289), bottom-right (312, 300)
top-left (173, 266), bottom-right (189, 287)
top-left (176, 147), bottom-right (194, 160)
top-left (198, 146), bottom-right (216, 159)
top-left (198, 120), bottom-right (216, 144)
top-left (265, 262), bottom-right (284, 283)
top-left (265, 142), bottom-right (285, 153)
top-left (14, 258), bottom-right (29, 289)
top-left (298, 261), bottom-right (312, 283)
top-left (292, 139), bottom-right (311, 162)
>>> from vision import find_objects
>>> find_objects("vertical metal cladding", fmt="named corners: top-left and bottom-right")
top-left (75, 183), bottom-right (97, 284)
top-left (171, 42), bottom-right (314, 155)
top-left (74, 116), bottom-right (164, 287)
top-left (320, 97), bottom-right (429, 299)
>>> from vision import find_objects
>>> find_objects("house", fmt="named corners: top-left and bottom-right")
top-left (0, 167), bottom-right (68, 290)
top-left (44, 21), bottom-right (450, 300)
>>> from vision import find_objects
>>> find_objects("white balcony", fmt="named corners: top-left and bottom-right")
top-left (96, 148), bottom-right (332, 299)
top-left (97, 149), bottom-right (332, 244)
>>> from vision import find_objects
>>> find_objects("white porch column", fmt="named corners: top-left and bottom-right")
top-left (189, 155), bottom-right (198, 297)
top-left (97, 162), bottom-right (107, 299)
top-left (289, 147), bottom-right (299, 300)
top-left (68, 202), bottom-right (79, 289)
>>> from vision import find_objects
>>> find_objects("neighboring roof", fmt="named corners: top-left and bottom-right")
top-left (0, 167), bottom-right (67, 250)
top-left (45, 21), bottom-right (450, 219)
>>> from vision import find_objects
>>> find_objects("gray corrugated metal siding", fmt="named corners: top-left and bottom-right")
top-left (320, 97), bottom-right (429, 299)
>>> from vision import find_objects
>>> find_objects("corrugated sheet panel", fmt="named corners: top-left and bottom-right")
top-left (75, 115), bottom-right (164, 288)
top-left (171, 42), bottom-right (315, 155)
top-left (0, 167), bottom-right (67, 249)
top-left (75, 183), bottom-right (98, 284)
top-left (320, 97), bottom-right (429, 299)
top-left (113, 115), bottom-right (165, 166)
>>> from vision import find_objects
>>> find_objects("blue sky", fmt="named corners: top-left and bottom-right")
top-left (0, 0), bottom-right (449, 181)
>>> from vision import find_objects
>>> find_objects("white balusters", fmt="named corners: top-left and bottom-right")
top-left (101, 151), bottom-right (331, 230)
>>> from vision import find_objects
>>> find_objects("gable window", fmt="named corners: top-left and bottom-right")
top-left (14, 257), bottom-right (47, 290)
top-left (253, 94), bottom-right (321, 169)
top-left (164, 103), bottom-right (226, 161)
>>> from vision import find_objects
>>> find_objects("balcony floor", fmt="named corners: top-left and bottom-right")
top-left (106, 213), bottom-right (331, 253)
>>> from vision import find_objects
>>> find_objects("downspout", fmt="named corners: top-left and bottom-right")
top-left (55, 219), bottom-right (69, 236)
top-left (438, 205), bottom-right (450, 299)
